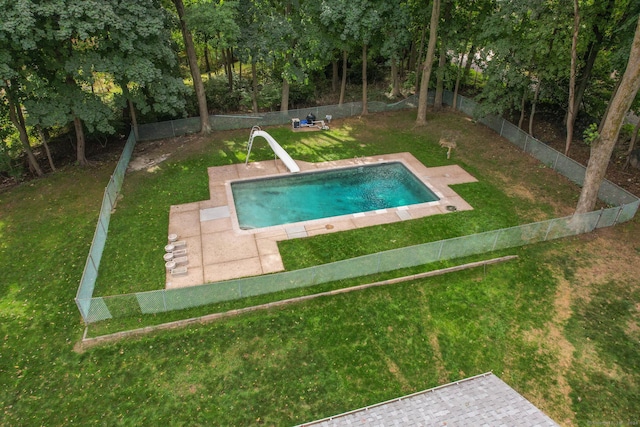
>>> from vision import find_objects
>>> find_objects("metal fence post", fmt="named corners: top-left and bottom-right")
top-left (491, 229), bottom-right (502, 251)
top-left (594, 207), bottom-right (605, 229)
top-left (543, 219), bottom-right (555, 241)
top-left (613, 204), bottom-right (624, 226)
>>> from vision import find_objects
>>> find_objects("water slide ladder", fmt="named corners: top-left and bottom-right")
top-left (245, 126), bottom-right (300, 173)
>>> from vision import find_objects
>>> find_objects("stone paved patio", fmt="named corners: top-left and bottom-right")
top-left (165, 152), bottom-right (477, 289)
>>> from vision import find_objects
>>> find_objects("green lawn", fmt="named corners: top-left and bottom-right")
top-left (1, 110), bottom-right (638, 425)
top-left (95, 110), bottom-right (562, 295)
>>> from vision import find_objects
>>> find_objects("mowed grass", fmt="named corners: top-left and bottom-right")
top-left (1, 109), bottom-right (638, 425)
top-left (96, 110), bottom-right (567, 295)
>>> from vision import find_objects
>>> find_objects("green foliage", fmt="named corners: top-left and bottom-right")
top-left (618, 123), bottom-right (636, 143)
top-left (583, 123), bottom-right (599, 146)
top-left (288, 79), bottom-right (317, 107)
top-left (0, 0), bottom-right (186, 162)
top-left (0, 139), bottom-right (24, 179)
top-left (239, 80), bottom-right (281, 111)
top-left (0, 106), bottom-right (24, 179)
top-left (185, 0), bottom-right (240, 51)
top-left (403, 71), bottom-right (418, 91)
top-left (476, 1), bottom-right (571, 118)
top-left (204, 76), bottom-right (241, 113)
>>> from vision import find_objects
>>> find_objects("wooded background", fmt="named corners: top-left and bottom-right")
top-left (2, 0), bottom-right (640, 211)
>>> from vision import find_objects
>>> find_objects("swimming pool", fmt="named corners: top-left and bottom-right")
top-left (231, 162), bottom-right (440, 229)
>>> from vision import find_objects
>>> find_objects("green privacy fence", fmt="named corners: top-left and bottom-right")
top-left (75, 92), bottom-right (639, 324)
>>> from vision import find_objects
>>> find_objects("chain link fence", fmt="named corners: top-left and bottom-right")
top-left (76, 92), bottom-right (639, 324)
top-left (75, 131), bottom-right (137, 321)
top-left (136, 96), bottom-right (424, 140)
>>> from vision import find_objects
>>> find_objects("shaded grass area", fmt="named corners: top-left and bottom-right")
top-left (566, 279), bottom-right (640, 424)
top-left (2, 109), bottom-right (638, 425)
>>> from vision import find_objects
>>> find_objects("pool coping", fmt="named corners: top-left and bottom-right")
top-left (165, 152), bottom-right (477, 289)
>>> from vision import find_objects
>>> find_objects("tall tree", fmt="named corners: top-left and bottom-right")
top-left (575, 15), bottom-right (640, 214)
top-left (320, 0), bottom-right (386, 115)
top-left (318, 3), bottom-right (355, 106)
top-left (433, 0), bottom-right (454, 110)
top-left (0, 13), bottom-right (44, 175)
top-left (236, 0), bottom-right (276, 113)
top-left (566, 0), bottom-right (636, 136)
top-left (2, 0), bottom-right (120, 166)
top-left (108, 1), bottom-right (187, 138)
top-left (379, 1), bottom-right (412, 99)
top-left (185, 0), bottom-right (240, 93)
top-left (3, 83), bottom-right (43, 176)
top-left (416, 0), bottom-right (441, 125)
top-left (475, 1), bottom-right (568, 125)
top-left (565, 0), bottom-right (580, 155)
top-left (173, 0), bottom-right (211, 133)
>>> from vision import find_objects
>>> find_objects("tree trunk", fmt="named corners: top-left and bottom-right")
top-left (575, 15), bottom-right (640, 214)
top-left (565, 0), bottom-right (580, 155)
top-left (452, 49), bottom-right (465, 109)
top-left (73, 116), bottom-right (89, 167)
top-left (204, 42), bottom-right (212, 80)
top-left (280, 76), bottom-right (290, 112)
top-left (434, 43), bottom-right (446, 110)
top-left (390, 58), bottom-right (401, 98)
top-left (226, 48), bottom-right (234, 91)
top-left (361, 43), bottom-right (368, 116)
top-left (623, 119), bottom-right (640, 170)
top-left (339, 49), bottom-right (347, 106)
top-left (598, 77), bottom-right (622, 133)
top-left (408, 39), bottom-right (417, 75)
top-left (529, 81), bottom-right (541, 136)
top-left (251, 60), bottom-right (259, 113)
top-left (518, 88), bottom-right (526, 129)
top-left (121, 83), bottom-right (139, 140)
top-left (434, 0), bottom-right (452, 109)
top-left (332, 59), bottom-right (339, 93)
top-left (7, 96), bottom-right (43, 176)
top-left (414, 24), bottom-right (427, 93)
top-left (416, 0), bottom-right (440, 125)
top-left (220, 48), bottom-right (230, 90)
top-left (128, 98), bottom-right (139, 140)
top-left (173, 0), bottom-right (211, 134)
top-left (37, 127), bottom-right (56, 172)
top-left (463, 44), bottom-right (476, 86)
top-left (568, 0), bottom-right (615, 126)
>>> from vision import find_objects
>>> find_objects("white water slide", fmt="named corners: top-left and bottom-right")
top-left (245, 127), bottom-right (300, 173)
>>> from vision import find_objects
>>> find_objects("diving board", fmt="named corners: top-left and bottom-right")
top-left (245, 127), bottom-right (300, 173)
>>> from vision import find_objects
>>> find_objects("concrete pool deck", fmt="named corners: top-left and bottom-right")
top-left (165, 152), bottom-right (477, 289)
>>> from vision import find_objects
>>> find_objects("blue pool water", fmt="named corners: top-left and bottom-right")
top-left (232, 162), bottom-right (439, 229)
